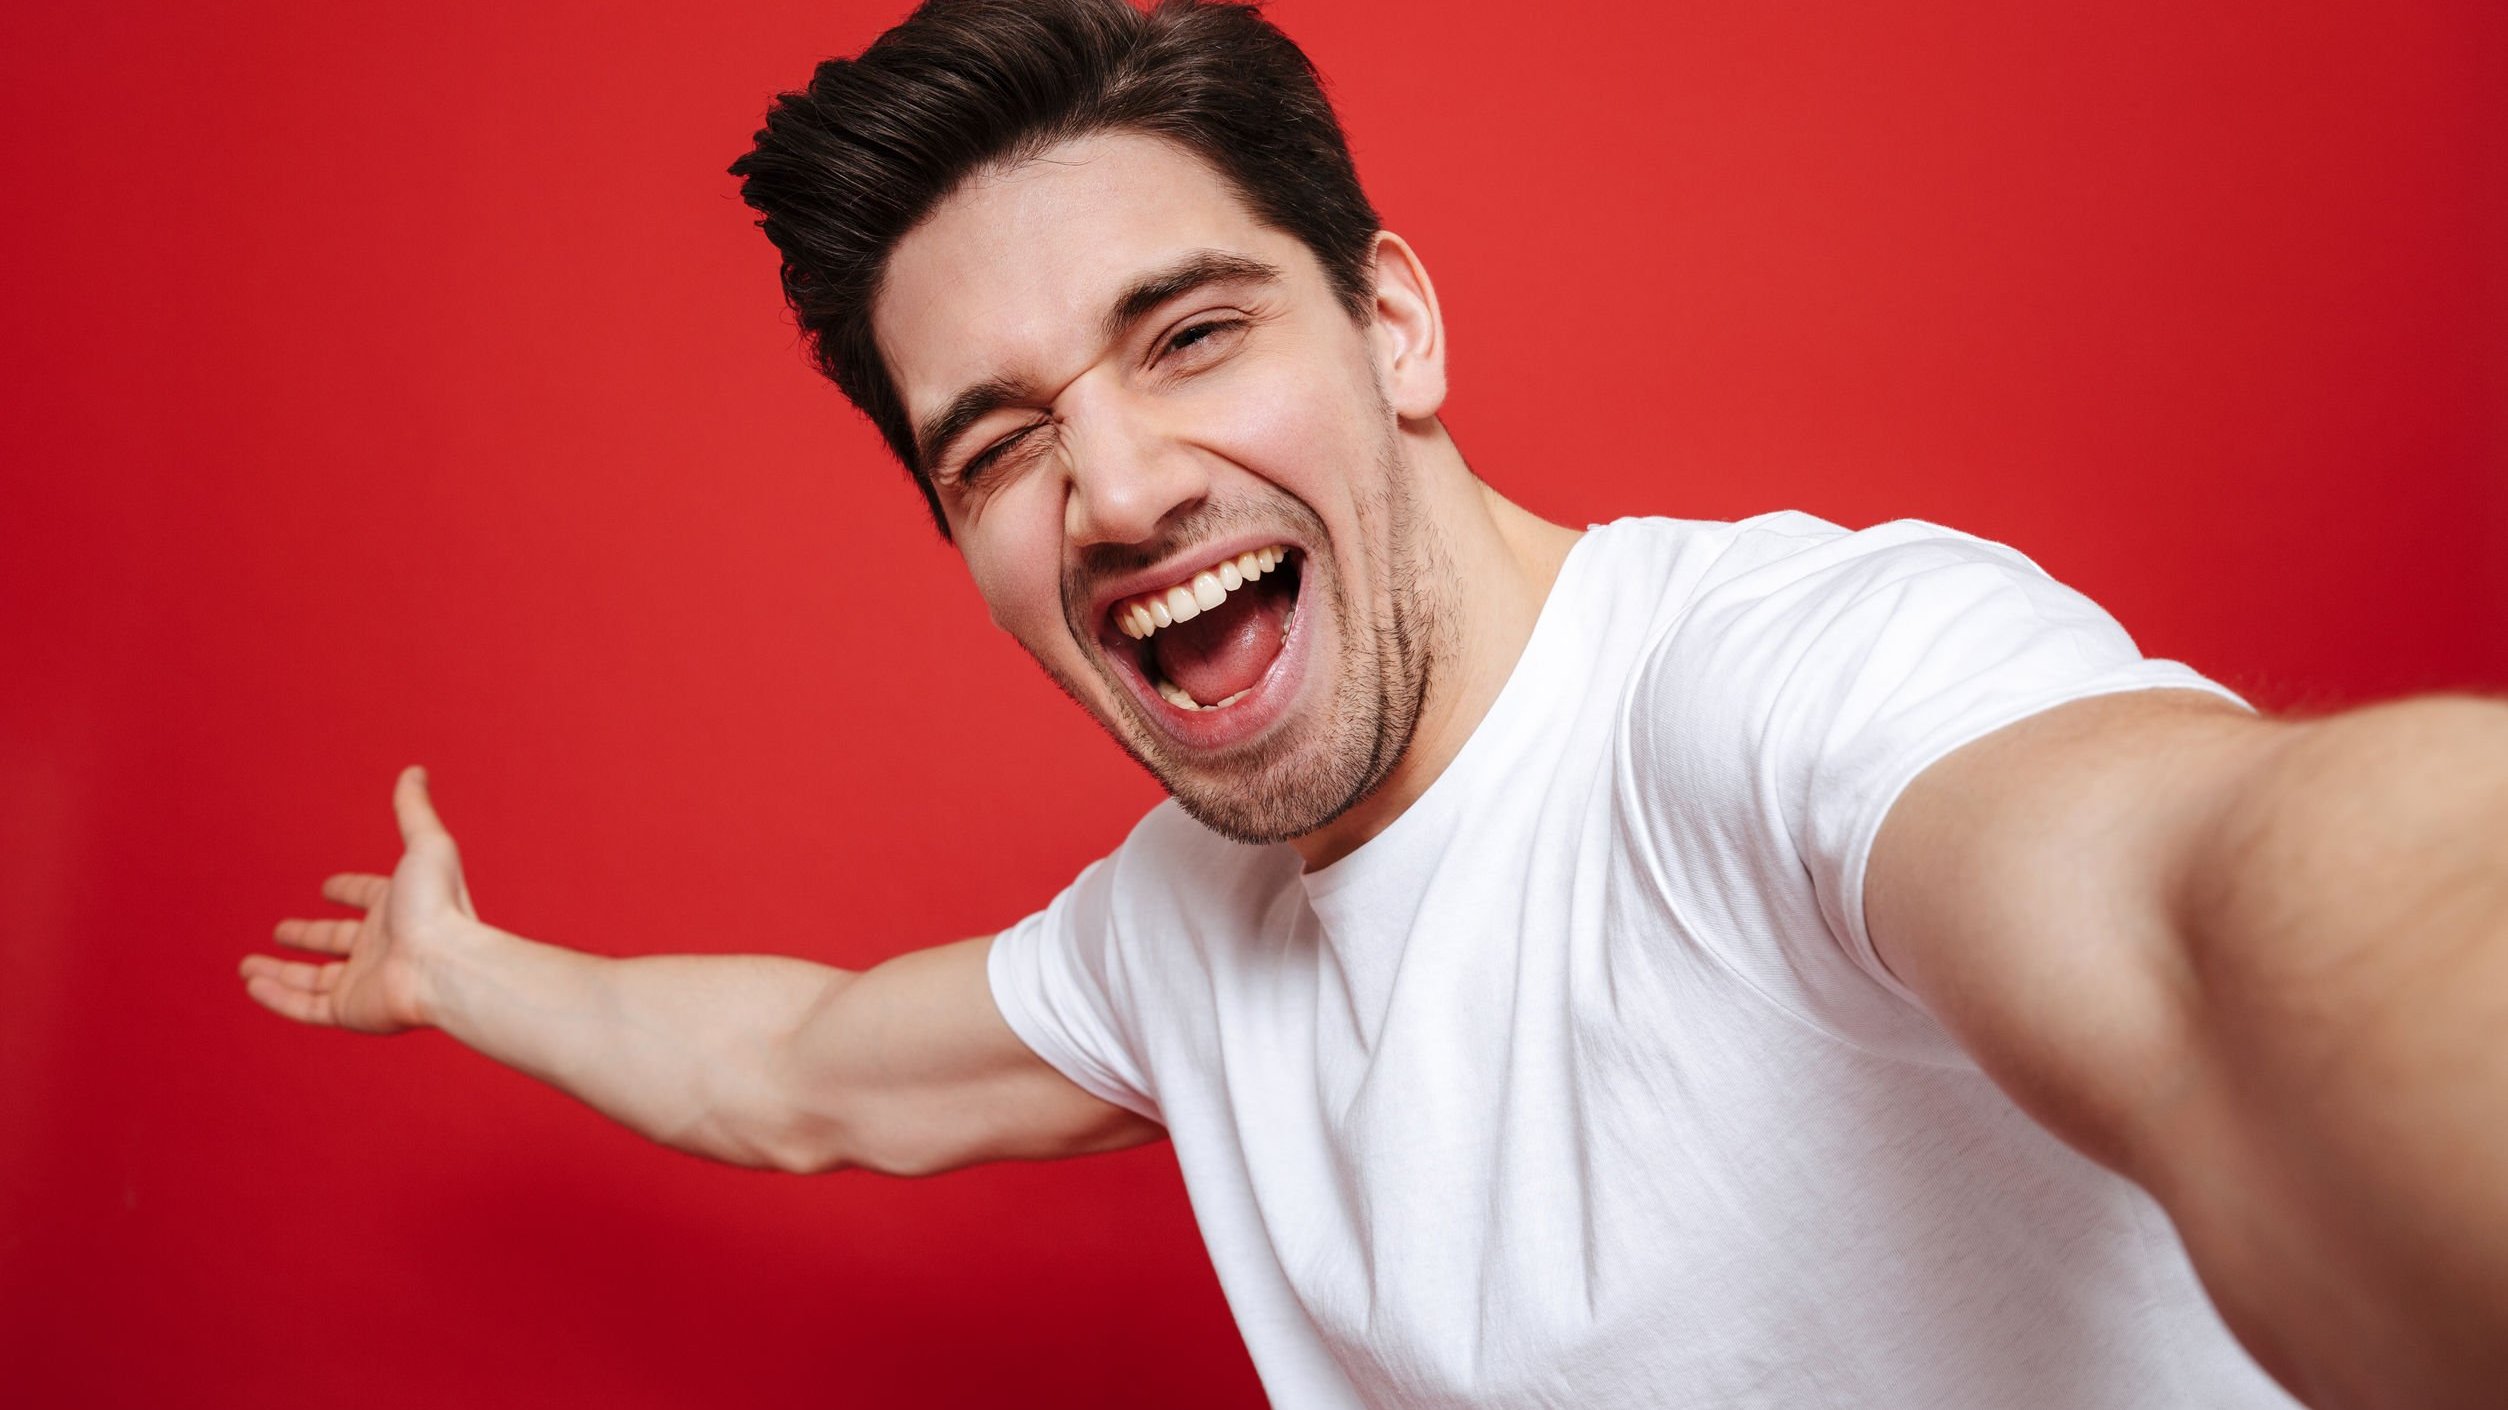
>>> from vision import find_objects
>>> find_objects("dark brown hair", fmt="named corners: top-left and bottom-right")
top-left (727, 0), bottom-right (1382, 535)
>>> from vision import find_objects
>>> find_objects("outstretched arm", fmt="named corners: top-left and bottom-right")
top-left (1866, 691), bottom-right (2508, 1410)
top-left (240, 767), bottom-right (1162, 1177)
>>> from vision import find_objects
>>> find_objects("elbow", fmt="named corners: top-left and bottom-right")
top-left (814, 1113), bottom-right (972, 1179)
top-left (759, 1137), bottom-right (850, 1177)
top-left (681, 1067), bottom-right (862, 1175)
top-left (792, 1093), bottom-right (987, 1179)
top-left (742, 1107), bottom-right (864, 1177)
top-left (740, 1103), bottom-right (954, 1179)
top-left (762, 1135), bottom-right (955, 1180)
top-left (846, 1148), bottom-right (959, 1180)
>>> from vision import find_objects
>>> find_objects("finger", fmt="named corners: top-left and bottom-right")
top-left (241, 969), bottom-right (338, 1027)
top-left (320, 874), bottom-right (387, 910)
top-left (240, 954), bottom-right (341, 993)
top-left (394, 765), bottom-right (453, 849)
top-left (273, 917), bottom-right (359, 954)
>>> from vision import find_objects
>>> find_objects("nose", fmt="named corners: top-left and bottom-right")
top-left (1058, 384), bottom-right (1210, 549)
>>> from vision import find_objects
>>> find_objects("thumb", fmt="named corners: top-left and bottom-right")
top-left (394, 764), bottom-right (453, 849)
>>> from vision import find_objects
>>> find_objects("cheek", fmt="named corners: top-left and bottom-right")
top-left (962, 504), bottom-right (1072, 641)
top-left (1194, 336), bottom-right (1380, 491)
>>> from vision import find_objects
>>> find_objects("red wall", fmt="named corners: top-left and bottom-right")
top-left (5, 1), bottom-right (2502, 1404)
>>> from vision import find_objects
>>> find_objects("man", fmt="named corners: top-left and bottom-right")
top-left (238, 1), bottom-right (2508, 1405)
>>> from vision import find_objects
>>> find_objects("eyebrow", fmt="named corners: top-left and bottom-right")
top-left (913, 249), bottom-right (1286, 475)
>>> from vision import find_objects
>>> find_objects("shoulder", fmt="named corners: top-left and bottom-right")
top-left (1603, 512), bottom-right (2039, 1050)
top-left (1621, 508), bottom-right (2243, 820)
top-left (988, 801), bottom-right (1297, 1112)
top-left (1621, 513), bottom-right (2006, 756)
top-left (1011, 801), bottom-right (1283, 951)
top-left (1665, 511), bottom-right (2060, 634)
top-left (1626, 511), bottom-right (2168, 736)
top-left (1611, 511), bottom-right (2243, 1035)
top-left (1076, 802), bottom-right (1304, 964)
top-left (1108, 801), bottom-right (1293, 894)
top-left (1599, 511), bottom-right (2053, 685)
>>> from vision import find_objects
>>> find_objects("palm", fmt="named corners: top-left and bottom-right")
top-left (242, 766), bottom-right (477, 1034)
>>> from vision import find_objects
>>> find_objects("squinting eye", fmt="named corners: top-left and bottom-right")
top-left (1164, 319), bottom-right (1244, 358)
top-left (959, 422), bottom-right (1044, 486)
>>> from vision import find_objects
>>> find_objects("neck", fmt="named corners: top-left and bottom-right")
top-left (1289, 424), bottom-right (1581, 870)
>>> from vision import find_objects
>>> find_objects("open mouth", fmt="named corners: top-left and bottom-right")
top-left (1106, 544), bottom-right (1302, 713)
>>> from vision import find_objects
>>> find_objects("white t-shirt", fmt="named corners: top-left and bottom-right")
top-left (989, 511), bottom-right (2299, 1409)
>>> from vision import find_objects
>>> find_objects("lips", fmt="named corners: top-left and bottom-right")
top-left (1090, 540), bottom-right (1310, 744)
top-left (1108, 544), bottom-right (1289, 643)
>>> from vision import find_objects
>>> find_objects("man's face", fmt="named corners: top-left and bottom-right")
top-left (873, 131), bottom-right (1451, 844)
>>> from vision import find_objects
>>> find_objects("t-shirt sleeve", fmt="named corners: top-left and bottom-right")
top-left (1629, 514), bottom-right (2253, 1049)
top-left (985, 855), bottom-right (1165, 1124)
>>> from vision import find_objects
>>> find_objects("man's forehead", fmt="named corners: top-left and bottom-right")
top-left (873, 132), bottom-right (1295, 416)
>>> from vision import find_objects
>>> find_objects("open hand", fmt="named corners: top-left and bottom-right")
top-left (241, 765), bottom-right (480, 1033)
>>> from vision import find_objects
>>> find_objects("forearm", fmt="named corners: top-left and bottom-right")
top-left (2159, 694), bottom-right (2508, 1408)
top-left (419, 923), bottom-right (858, 1172)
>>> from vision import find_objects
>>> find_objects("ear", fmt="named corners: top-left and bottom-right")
top-left (1367, 231), bottom-right (1447, 421)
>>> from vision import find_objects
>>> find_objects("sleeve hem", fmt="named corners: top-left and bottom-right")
top-left (984, 923), bottom-right (1166, 1125)
top-left (1831, 668), bottom-right (2256, 1010)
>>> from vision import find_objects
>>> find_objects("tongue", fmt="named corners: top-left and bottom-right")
top-left (1153, 578), bottom-right (1291, 705)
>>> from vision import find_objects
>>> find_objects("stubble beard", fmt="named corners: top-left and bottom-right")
top-left (1041, 424), bottom-right (1459, 848)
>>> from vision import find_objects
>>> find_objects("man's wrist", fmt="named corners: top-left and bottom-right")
top-left (407, 915), bottom-right (515, 1034)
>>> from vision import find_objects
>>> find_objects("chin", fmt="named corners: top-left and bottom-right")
top-left (1131, 646), bottom-right (1425, 849)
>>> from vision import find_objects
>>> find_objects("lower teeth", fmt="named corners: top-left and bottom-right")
top-left (1150, 572), bottom-right (1294, 714)
top-left (1156, 679), bottom-right (1253, 712)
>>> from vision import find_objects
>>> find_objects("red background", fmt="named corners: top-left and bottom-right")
top-left (4, 0), bottom-right (2503, 1404)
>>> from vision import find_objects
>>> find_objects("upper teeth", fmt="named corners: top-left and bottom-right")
top-left (1114, 545), bottom-right (1288, 640)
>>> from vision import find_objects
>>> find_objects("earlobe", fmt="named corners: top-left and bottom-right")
top-left (1369, 232), bottom-right (1448, 420)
